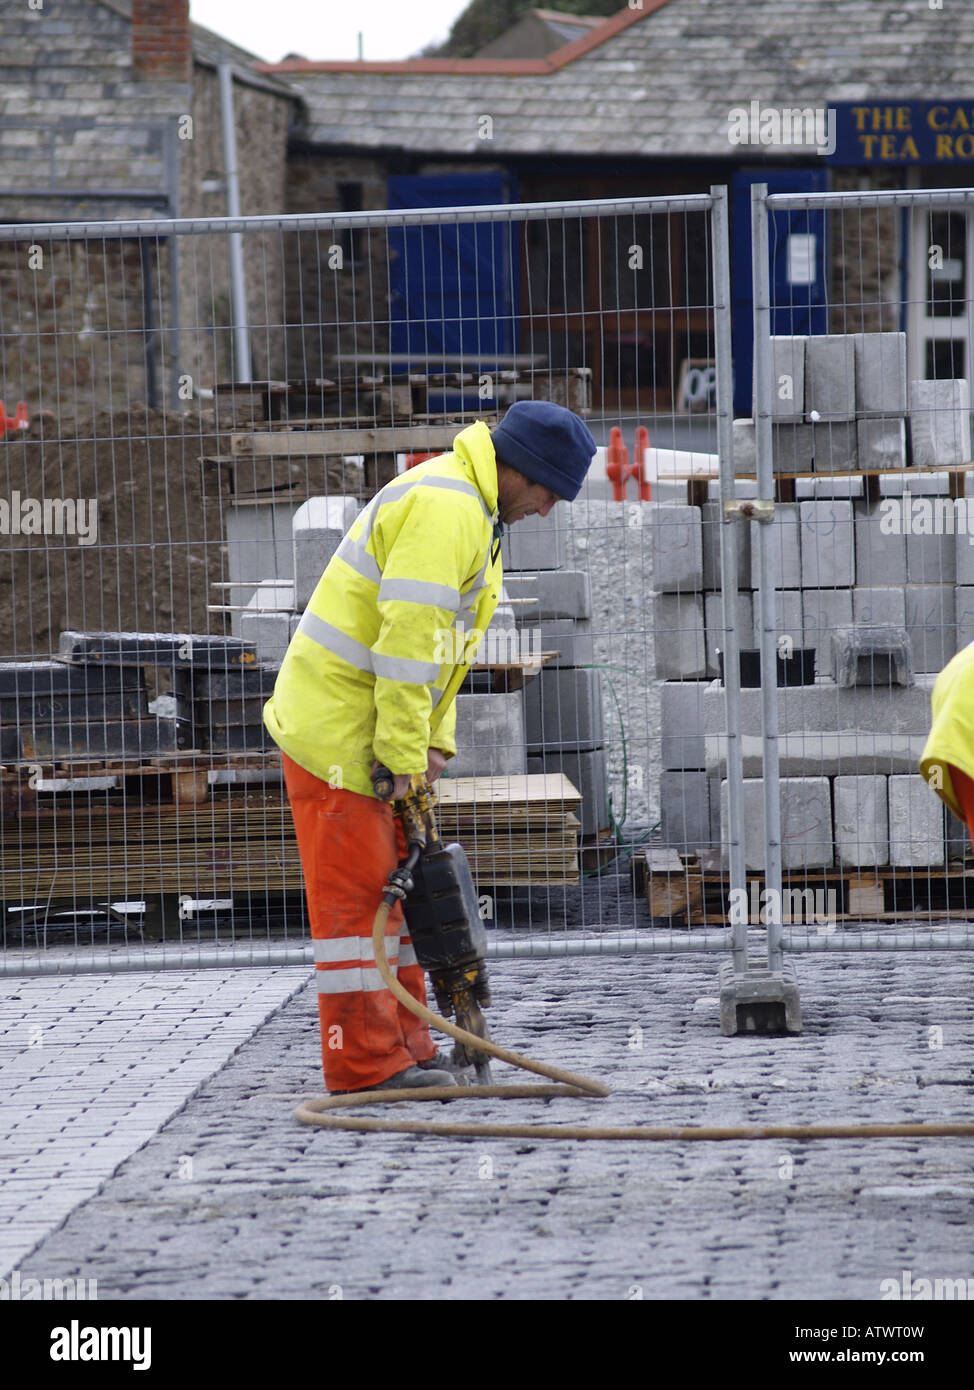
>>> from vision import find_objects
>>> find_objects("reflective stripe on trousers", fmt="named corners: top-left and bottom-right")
top-left (281, 752), bottom-right (435, 1091)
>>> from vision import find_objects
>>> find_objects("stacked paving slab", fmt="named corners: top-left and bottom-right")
top-left (656, 331), bottom-right (973, 869)
top-left (0, 634), bottom-right (262, 763)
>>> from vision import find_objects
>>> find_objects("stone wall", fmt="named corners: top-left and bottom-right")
top-left (828, 167), bottom-right (903, 334)
top-left (283, 150), bottom-right (391, 378)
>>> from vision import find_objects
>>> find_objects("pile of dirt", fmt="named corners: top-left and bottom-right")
top-left (0, 407), bottom-right (232, 685)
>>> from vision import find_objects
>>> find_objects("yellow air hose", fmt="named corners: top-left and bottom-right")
top-left (293, 901), bottom-right (974, 1142)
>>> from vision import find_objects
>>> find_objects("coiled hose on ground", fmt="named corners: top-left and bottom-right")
top-left (294, 901), bottom-right (974, 1141)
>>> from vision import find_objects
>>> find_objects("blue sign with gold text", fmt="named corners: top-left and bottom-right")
top-left (830, 102), bottom-right (974, 164)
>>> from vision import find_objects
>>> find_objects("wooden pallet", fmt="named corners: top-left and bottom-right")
top-left (212, 368), bottom-right (592, 426)
top-left (0, 750), bottom-right (282, 812)
top-left (0, 774), bottom-right (583, 897)
top-left (634, 849), bottom-right (974, 925)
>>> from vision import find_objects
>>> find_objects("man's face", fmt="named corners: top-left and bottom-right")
top-left (497, 471), bottom-right (561, 525)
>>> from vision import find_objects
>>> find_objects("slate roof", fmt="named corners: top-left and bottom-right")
top-left (0, 0), bottom-right (297, 222)
top-left (265, 0), bottom-right (974, 158)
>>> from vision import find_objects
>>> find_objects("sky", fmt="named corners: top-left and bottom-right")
top-left (187, 0), bottom-right (473, 64)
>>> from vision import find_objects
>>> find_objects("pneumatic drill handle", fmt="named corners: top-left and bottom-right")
top-left (371, 764), bottom-right (396, 801)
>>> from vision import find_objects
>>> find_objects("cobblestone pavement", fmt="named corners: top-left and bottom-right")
top-left (0, 967), bottom-right (309, 1279)
top-left (4, 946), bottom-right (972, 1301)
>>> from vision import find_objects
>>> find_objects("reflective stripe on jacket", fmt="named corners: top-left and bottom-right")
top-left (263, 420), bottom-right (503, 796)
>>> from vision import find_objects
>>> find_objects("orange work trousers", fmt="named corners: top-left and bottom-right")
top-left (282, 752), bottom-right (436, 1092)
top-left (950, 764), bottom-right (974, 850)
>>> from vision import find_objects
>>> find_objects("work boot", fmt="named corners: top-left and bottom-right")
top-left (419, 1048), bottom-right (474, 1081)
top-left (335, 1065), bottom-right (457, 1095)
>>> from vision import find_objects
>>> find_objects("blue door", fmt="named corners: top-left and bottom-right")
top-left (732, 169), bottom-right (829, 416)
top-left (388, 174), bottom-right (518, 382)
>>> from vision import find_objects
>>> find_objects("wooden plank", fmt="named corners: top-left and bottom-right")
top-left (230, 426), bottom-right (468, 458)
top-left (846, 873), bottom-right (886, 917)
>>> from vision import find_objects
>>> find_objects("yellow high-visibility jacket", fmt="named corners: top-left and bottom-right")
top-left (263, 420), bottom-right (503, 797)
top-left (919, 639), bottom-right (974, 821)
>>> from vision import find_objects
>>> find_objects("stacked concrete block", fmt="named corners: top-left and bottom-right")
top-left (654, 593), bottom-right (706, 679)
top-left (774, 423), bottom-right (816, 472)
top-left (500, 507), bottom-right (568, 572)
top-left (704, 591), bottom-right (753, 678)
top-left (701, 501), bottom-right (749, 589)
top-left (649, 504), bottom-right (703, 591)
top-left (224, 502), bottom-right (297, 636)
top-left (657, 334), bottom-right (969, 877)
top-left (659, 678), bottom-right (718, 852)
top-left (768, 336), bottom-right (806, 420)
top-left (503, 570), bottom-right (592, 621)
top-left (506, 509), bottom-right (610, 836)
top-left (889, 774), bottom-right (945, 867)
top-left (751, 589), bottom-right (802, 654)
top-left (732, 417), bottom-right (756, 472)
top-left (660, 770), bottom-right (711, 852)
top-left (904, 584), bottom-right (957, 673)
top-left (452, 692), bottom-right (527, 777)
top-left (720, 776), bottom-right (834, 870)
top-left (854, 333), bottom-right (908, 469)
top-left (812, 420), bottom-right (858, 473)
top-left (660, 680), bottom-right (709, 774)
top-left (802, 589), bottom-right (853, 674)
top-left (852, 587), bottom-right (907, 629)
top-left (834, 775), bottom-right (889, 866)
top-left (910, 378), bottom-right (972, 467)
top-left (954, 585), bottom-right (974, 648)
top-left (906, 507), bottom-right (957, 584)
top-left (292, 496), bottom-right (360, 608)
top-left (537, 618), bottom-right (594, 669)
top-left (525, 668), bottom-right (603, 750)
top-left (806, 334), bottom-right (857, 422)
top-left (799, 500), bottom-right (855, 588)
top-left (750, 501), bottom-right (801, 588)
top-left (854, 500), bottom-right (907, 587)
top-left (238, 583), bottom-right (296, 665)
top-left (857, 417), bottom-right (906, 470)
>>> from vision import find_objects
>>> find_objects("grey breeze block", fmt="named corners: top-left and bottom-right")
top-left (524, 667), bottom-right (604, 750)
top-left (720, 776), bottom-right (834, 870)
top-left (292, 496), bottom-right (360, 609)
top-left (649, 503), bottom-right (703, 592)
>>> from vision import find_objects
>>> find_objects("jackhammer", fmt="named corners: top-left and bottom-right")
top-left (371, 764), bottom-right (493, 1084)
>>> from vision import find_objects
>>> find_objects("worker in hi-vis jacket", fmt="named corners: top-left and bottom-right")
top-left (263, 401), bottom-right (597, 1094)
top-left (920, 640), bottom-right (974, 849)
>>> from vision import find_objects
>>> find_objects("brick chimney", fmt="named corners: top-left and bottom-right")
top-left (132, 0), bottom-right (192, 81)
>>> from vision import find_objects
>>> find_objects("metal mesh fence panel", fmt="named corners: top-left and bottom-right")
top-left (748, 185), bottom-right (974, 963)
top-left (0, 192), bottom-right (748, 977)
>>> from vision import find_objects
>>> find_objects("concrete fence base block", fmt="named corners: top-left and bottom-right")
top-left (719, 960), bottom-right (802, 1036)
top-left (831, 625), bottom-right (913, 688)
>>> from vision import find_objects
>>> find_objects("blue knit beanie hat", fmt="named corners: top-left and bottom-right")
top-left (491, 401), bottom-right (597, 502)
